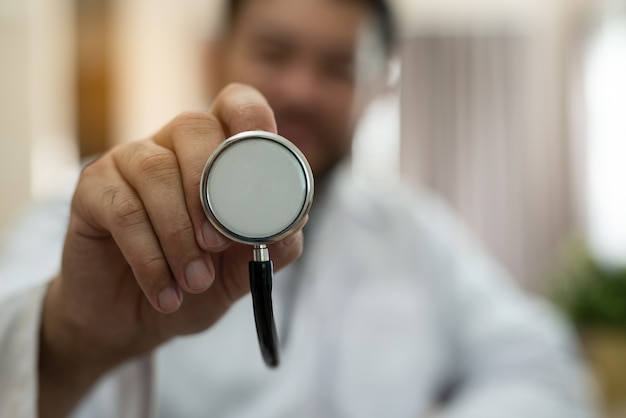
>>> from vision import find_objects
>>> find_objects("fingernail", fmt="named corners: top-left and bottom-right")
top-left (158, 287), bottom-right (182, 313)
top-left (185, 259), bottom-right (213, 291)
top-left (203, 222), bottom-right (228, 248)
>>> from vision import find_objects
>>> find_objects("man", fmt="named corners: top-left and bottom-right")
top-left (0, 0), bottom-right (596, 417)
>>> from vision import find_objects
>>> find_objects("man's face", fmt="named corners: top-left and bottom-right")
top-left (215, 0), bottom-right (380, 179)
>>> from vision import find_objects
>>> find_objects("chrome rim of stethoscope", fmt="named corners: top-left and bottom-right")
top-left (199, 130), bottom-right (314, 367)
top-left (200, 130), bottom-right (313, 245)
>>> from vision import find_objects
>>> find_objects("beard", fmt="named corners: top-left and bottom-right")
top-left (273, 105), bottom-right (352, 180)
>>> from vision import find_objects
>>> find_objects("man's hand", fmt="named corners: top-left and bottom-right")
top-left (37, 84), bottom-right (305, 418)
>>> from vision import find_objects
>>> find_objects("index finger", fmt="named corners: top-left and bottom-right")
top-left (152, 83), bottom-right (278, 252)
top-left (209, 83), bottom-right (277, 137)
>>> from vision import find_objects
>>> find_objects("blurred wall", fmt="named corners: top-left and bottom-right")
top-left (0, 2), bottom-right (32, 235)
top-left (110, 0), bottom-right (219, 145)
top-left (0, 0), bottom-right (607, 289)
top-left (0, 0), bottom-right (77, 240)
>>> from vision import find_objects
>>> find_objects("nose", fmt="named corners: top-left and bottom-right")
top-left (274, 61), bottom-right (321, 109)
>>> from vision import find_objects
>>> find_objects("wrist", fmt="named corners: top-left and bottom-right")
top-left (38, 277), bottom-right (116, 418)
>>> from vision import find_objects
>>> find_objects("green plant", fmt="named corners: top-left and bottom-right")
top-left (552, 241), bottom-right (626, 328)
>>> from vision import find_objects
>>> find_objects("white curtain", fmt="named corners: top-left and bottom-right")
top-left (400, 33), bottom-right (574, 290)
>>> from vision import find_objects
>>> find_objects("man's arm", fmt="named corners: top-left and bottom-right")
top-left (34, 84), bottom-right (304, 418)
top-left (433, 230), bottom-right (598, 418)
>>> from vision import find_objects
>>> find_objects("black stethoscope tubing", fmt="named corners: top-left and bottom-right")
top-left (200, 131), bottom-right (314, 367)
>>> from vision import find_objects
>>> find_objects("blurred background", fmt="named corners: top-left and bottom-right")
top-left (1, 0), bottom-right (625, 415)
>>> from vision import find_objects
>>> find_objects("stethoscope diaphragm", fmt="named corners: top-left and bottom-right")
top-left (200, 130), bottom-right (314, 367)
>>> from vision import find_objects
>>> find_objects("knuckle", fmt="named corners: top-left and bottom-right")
top-left (100, 185), bottom-right (120, 206)
top-left (121, 140), bottom-right (178, 179)
top-left (79, 153), bottom-right (110, 180)
top-left (171, 112), bottom-right (222, 140)
top-left (136, 148), bottom-right (178, 179)
top-left (167, 218), bottom-right (195, 244)
top-left (71, 157), bottom-right (115, 220)
top-left (111, 195), bottom-right (146, 227)
top-left (134, 253), bottom-right (168, 279)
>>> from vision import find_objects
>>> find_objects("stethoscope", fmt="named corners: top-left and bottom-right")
top-left (200, 131), bottom-right (314, 367)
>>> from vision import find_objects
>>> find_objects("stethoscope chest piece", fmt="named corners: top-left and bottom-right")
top-left (200, 130), bottom-right (314, 367)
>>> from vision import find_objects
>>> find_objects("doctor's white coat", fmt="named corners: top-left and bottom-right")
top-left (0, 166), bottom-right (597, 417)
